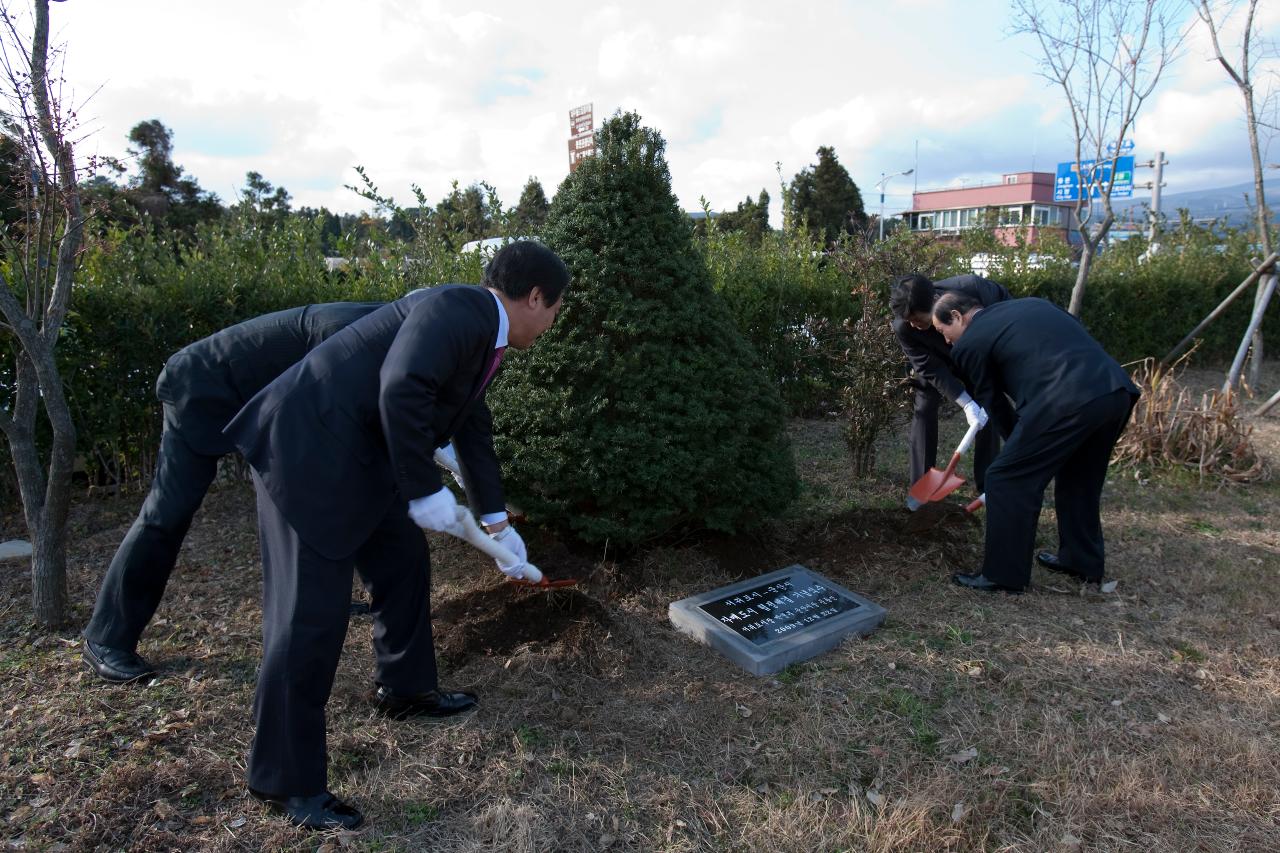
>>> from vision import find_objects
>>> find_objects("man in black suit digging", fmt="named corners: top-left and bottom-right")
top-left (932, 293), bottom-right (1139, 594)
top-left (224, 241), bottom-right (569, 829)
top-left (82, 301), bottom-right (385, 683)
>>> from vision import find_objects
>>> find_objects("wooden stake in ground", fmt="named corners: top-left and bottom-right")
top-left (1194, 0), bottom-right (1275, 390)
top-left (1161, 252), bottom-right (1278, 366)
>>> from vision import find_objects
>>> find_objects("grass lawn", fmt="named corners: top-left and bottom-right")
top-left (1, 365), bottom-right (1278, 851)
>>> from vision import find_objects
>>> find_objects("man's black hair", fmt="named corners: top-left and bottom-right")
top-left (482, 240), bottom-right (570, 304)
top-left (888, 274), bottom-right (935, 320)
top-left (932, 290), bottom-right (983, 326)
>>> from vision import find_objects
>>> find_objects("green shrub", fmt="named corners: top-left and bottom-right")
top-left (488, 112), bottom-right (799, 545)
top-left (700, 226), bottom-right (853, 415)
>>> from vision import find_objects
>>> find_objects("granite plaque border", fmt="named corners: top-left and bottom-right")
top-left (668, 565), bottom-right (887, 676)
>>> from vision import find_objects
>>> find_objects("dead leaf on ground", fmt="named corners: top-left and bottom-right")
top-left (948, 747), bottom-right (978, 764)
top-left (951, 803), bottom-right (969, 822)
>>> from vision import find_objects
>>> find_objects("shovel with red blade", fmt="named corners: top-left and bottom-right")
top-left (908, 421), bottom-right (982, 505)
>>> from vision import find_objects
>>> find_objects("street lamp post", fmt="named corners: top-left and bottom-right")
top-left (876, 168), bottom-right (914, 241)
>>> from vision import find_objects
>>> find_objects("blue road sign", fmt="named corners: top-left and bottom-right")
top-left (1054, 156), bottom-right (1135, 202)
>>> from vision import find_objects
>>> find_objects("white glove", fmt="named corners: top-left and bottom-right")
top-left (434, 443), bottom-right (466, 488)
top-left (490, 525), bottom-right (527, 575)
top-left (956, 392), bottom-right (989, 430)
top-left (408, 486), bottom-right (458, 532)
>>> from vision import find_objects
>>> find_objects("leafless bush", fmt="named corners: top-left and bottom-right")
top-left (1113, 356), bottom-right (1269, 483)
top-left (822, 230), bottom-right (944, 476)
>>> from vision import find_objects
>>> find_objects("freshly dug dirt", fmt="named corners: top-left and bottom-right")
top-left (432, 582), bottom-right (610, 667)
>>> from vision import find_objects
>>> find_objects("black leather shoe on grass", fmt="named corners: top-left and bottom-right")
top-left (249, 789), bottom-right (364, 830)
top-left (1035, 551), bottom-right (1103, 582)
top-left (372, 685), bottom-right (477, 720)
top-left (951, 572), bottom-right (1024, 594)
top-left (82, 640), bottom-right (156, 683)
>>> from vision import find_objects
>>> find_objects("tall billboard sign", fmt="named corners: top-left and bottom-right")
top-left (568, 103), bottom-right (595, 172)
top-left (1054, 156), bottom-right (1136, 202)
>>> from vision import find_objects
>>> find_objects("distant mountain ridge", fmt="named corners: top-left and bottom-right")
top-left (1108, 178), bottom-right (1280, 226)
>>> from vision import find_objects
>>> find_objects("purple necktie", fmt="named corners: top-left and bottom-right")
top-left (472, 346), bottom-right (506, 402)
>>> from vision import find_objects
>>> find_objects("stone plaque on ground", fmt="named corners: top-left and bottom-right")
top-left (668, 565), bottom-right (886, 676)
top-left (0, 540), bottom-right (33, 561)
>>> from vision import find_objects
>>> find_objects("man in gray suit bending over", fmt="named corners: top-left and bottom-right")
top-left (83, 301), bottom-right (384, 683)
top-left (890, 273), bottom-right (1013, 508)
top-left (224, 241), bottom-right (569, 830)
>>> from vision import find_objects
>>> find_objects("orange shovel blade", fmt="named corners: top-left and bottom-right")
top-left (507, 577), bottom-right (579, 589)
top-left (908, 453), bottom-right (966, 503)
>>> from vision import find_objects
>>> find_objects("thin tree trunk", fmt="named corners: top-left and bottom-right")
top-left (1069, 238), bottom-right (1097, 317)
top-left (0, 0), bottom-right (82, 627)
top-left (1244, 82), bottom-right (1271, 388)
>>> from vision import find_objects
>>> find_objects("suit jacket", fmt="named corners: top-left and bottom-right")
top-left (892, 274), bottom-right (1011, 401)
top-left (950, 297), bottom-right (1139, 433)
top-left (156, 302), bottom-right (385, 456)
top-left (224, 285), bottom-right (506, 560)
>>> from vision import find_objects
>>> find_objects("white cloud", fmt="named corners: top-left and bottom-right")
top-left (30, 0), bottom-right (1275, 226)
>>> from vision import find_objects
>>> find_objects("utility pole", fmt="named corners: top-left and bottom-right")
top-left (1145, 150), bottom-right (1167, 246)
top-left (876, 168), bottom-right (914, 241)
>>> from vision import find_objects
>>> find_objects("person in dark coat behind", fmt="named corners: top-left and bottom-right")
top-left (932, 294), bottom-right (1139, 593)
top-left (889, 273), bottom-right (1014, 507)
top-left (223, 241), bottom-right (570, 830)
top-left (82, 302), bottom-right (384, 683)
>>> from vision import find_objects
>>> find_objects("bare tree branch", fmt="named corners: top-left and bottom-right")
top-left (1013, 0), bottom-right (1188, 315)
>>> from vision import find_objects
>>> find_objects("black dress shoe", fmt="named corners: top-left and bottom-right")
top-left (249, 788), bottom-right (364, 830)
top-left (372, 685), bottom-right (478, 720)
top-left (1035, 551), bottom-right (1103, 582)
top-left (82, 640), bottom-right (156, 683)
top-left (951, 572), bottom-right (1024, 594)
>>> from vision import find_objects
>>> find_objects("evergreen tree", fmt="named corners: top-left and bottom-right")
top-left (124, 119), bottom-right (222, 238)
top-left (430, 181), bottom-right (498, 249)
top-left (717, 188), bottom-right (772, 246)
top-left (488, 112), bottom-right (798, 545)
top-left (509, 176), bottom-right (550, 235)
top-left (787, 146), bottom-right (866, 244)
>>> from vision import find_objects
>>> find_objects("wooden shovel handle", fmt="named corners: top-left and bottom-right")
top-left (446, 507), bottom-right (543, 584)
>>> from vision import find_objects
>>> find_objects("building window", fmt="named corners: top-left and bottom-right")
top-left (1033, 205), bottom-right (1064, 226)
top-left (917, 214), bottom-right (933, 230)
top-left (1002, 206), bottom-right (1023, 225)
top-left (1005, 175), bottom-right (1018, 185)
top-left (941, 209), bottom-right (958, 229)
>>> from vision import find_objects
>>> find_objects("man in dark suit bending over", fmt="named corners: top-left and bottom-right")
top-left (889, 274), bottom-right (1012, 508)
top-left (932, 294), bottom-right (1139, 593)
top-left (224, 241), bottom-right (569, 830)
top-left (82, 301), bottom-right (384, 683)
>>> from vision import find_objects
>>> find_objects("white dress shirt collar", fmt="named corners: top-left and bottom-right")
top-left (487, 289), bottom-right (509, 349)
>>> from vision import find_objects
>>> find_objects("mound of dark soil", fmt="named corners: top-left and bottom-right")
top-left (432, 583), bottom-right (610, 667)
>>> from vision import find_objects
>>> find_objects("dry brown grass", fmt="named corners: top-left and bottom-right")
top-left (2, 365), bottom-right (1279, 851)
top-left (1114, 357), bottom-right (1269, 483)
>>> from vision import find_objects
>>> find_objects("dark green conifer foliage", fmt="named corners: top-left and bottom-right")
top-left (489, 112), bottom-right (798, 545)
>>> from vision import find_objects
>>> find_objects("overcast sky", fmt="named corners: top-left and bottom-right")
top-left (31, 0), bottom-right (1280, 226)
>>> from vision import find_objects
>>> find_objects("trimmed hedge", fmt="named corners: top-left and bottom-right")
top-left (2, 205), bottom-right (1273, 512)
